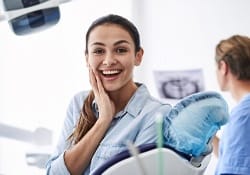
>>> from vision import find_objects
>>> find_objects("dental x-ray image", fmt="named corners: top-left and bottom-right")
top-left (154, 69), bottom-right (204, 100)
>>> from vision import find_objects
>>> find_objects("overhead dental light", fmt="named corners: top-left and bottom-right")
top-left (0, 0), bottom-right (72, 35)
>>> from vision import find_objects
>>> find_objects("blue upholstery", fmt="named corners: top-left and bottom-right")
top-left (164, 91), bottom-right (229, 157)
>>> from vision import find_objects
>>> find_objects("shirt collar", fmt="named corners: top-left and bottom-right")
top-left (124, 83), bottom-right (150, 117)
top-left (91, 83), bottom-right (150, 118)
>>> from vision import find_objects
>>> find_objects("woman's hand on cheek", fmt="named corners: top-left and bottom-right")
top-left (89, 67), bottom-right (115, 122)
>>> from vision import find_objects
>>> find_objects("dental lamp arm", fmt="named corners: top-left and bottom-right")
top-left (0, 0), bottom-right (75, 22)
top-left (0, 122), bottom-right (52, 145)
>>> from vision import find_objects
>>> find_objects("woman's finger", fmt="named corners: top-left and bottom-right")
top-left (94, 70), bottom-right (105, 94)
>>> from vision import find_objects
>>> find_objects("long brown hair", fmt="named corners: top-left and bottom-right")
top-left (68, 14), bottom-right (142, 144)
top-left (68, 91), bottom-right (96, 144)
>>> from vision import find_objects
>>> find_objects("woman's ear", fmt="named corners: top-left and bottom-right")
top-left (218, 60), bottom-right (228, 75)
top-left (134, 48), bottom-right (144, 66)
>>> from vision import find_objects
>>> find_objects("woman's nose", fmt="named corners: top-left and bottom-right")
top-left (102, 55), bottom-right (117, 66)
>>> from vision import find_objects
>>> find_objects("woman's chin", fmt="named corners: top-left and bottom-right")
top-left (103, 84), bottom-right (119, 92)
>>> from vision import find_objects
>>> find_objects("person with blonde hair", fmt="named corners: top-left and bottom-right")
top-left (213, 35), bottom-right (250, 175)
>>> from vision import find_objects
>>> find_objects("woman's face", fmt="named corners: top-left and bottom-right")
top-left (86, 24), bottom-right (143, 92)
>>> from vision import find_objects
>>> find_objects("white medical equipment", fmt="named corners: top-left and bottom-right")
top-left (93, 143), bottom-right (211, 175)
top-left (0, 123), bottom-right (52, 168)
top-left (0, 0), bottom-right (74, 35)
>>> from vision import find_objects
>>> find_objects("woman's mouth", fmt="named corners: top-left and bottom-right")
top-left (100, 69), bottom-right (122, 80)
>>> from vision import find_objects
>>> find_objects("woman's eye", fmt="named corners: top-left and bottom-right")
top-left (93, 49), bottom-right (104, 55)
top-left (116, 48), bottom-right (127, 54)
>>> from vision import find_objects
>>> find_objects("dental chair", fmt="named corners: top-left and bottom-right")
top-left (93, 91), bottom-right (229, 175)
top-left (93, 143), bottom-right (211, 175)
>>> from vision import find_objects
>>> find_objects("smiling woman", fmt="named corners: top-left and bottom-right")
top-left (2, 1), bottom-right (250, 175)
top-left (46, 14), bottom-right (171, 175)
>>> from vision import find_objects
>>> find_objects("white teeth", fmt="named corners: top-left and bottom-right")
top-left (102, 70), bottom-right (120, 75)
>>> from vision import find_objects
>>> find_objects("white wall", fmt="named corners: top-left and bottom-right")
top-left (133, 0), bottom-right (250, 106)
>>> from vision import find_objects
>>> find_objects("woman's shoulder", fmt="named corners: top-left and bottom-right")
top-left (72, 90), bottom-right (90, 100)
top-left (137, 83), bottom-right (170, 105)
top-left (68, 90), bottom-right (91, 108)
top-left (135, 84), bottom-right (172, 112)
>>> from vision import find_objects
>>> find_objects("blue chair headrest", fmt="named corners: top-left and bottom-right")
top-left (164, 91), bottom-right (229, 157)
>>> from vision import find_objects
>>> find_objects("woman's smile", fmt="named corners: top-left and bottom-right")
top-left (99, 69), bottom-right (122, 81)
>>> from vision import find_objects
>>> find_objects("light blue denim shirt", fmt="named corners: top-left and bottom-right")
top-left (46, 83), bottom-right (171, 175)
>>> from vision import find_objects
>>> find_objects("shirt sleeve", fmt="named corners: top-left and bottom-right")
top-left (46, 152), bottom-right (70, 175)
top-left (46, 96), bottom-right (79, 175)
top-left (218, 113), bottom-right (250, 174)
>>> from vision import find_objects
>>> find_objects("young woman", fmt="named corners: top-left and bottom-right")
top-left (46, 14), bottom-right (171, 175)
top-left (213, 35), bottom-right (250, 175)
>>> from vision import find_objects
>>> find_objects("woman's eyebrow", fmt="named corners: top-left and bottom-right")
top-left (90, 40), bottom-right (130, 47)
top-left (90, 42), bottom-right (105, 47)
top-left (114, 40), bottom-right (130, 46)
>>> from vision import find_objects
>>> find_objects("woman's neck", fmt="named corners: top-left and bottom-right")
top-left (109, 81), bottom-right (138, 113)
top-left (230, 79), bottom-right (250, 103)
